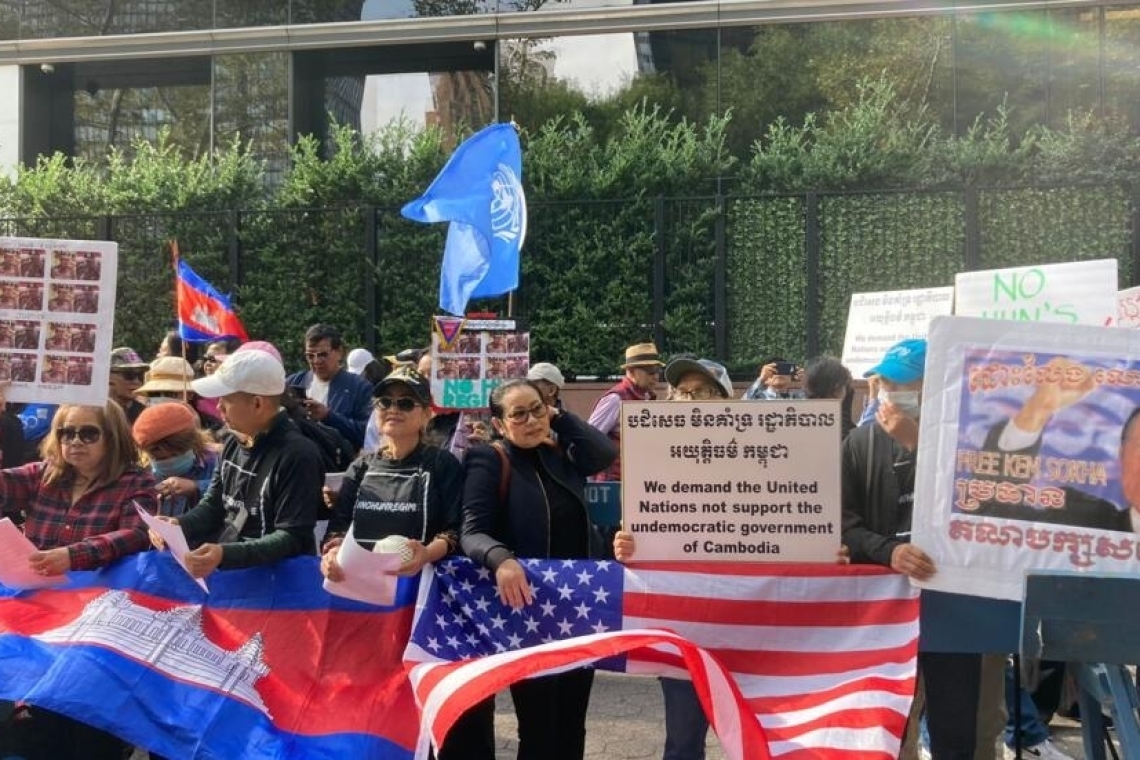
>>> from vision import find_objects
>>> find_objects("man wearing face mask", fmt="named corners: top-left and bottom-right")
top-left (841, 338), bottom-right (989, 760)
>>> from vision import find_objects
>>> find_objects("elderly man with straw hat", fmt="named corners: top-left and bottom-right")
top-left (586, 341), bottom-right (664, 483)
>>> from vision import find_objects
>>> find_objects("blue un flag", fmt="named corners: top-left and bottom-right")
top-left (401, 123), bottom-right (526, 316)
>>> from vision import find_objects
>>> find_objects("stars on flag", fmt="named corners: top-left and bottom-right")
top-left (414, 558), bottom-right (624, 660)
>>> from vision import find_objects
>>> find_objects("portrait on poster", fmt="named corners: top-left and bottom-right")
top-left (430, 318), bottom-right (529, 410)
top-left (19, 249), bottom-right (45, 279)
top-left (914, 315), bottom-right (1140, 601)
top-left (0, 236), bottom-right (117, 405)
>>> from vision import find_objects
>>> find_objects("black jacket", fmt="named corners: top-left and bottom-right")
top-left (841, 420), bottom-right (916, 567)
top-left (461, 411), bottom-right (617, 570)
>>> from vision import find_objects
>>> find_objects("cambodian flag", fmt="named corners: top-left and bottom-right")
top-left (0, 554), bottom-right (417, 759)
top-left (176, 259), bottom-right (249, 342)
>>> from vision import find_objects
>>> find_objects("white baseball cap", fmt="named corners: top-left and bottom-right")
top-left (527, 362), bottom-right (565, 388)
top-left (191, 348), bottom-right (286, 398)
top-left (347, 347), bottom-right (373, 375)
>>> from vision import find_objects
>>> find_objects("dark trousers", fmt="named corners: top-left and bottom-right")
top-left (509, 668), bottom-right (595, 760)
top-left (660, 676), bottom-right (709, 760)
top-left (437, 697), bottom-right (497, 760)
top-left (0, 705), bottom-right (125, 760)
top-left (922, 651), bottom-right (984, 760)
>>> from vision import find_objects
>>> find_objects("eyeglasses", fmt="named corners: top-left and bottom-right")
top-left (204, 353), bottom-right (226, 364)
top-left (674, 385), bottom-right (717, 400)
top-left (112, 369), bottom-right (145, 382)
top-left (57, 425), bottom-right (102, 444)
top-left (374, 396), bottom-right (420, 412)
top-left (304, 350), bottom-right (332, 361)
top-left (504, 403), bottom-right (548, 424)
top-left (635, 366), bottom-right (661, 376)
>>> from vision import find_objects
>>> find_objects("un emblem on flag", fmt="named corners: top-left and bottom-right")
top-left (490, 163), bottom-right (525, 243)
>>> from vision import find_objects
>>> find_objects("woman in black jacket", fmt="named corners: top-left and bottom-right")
top-left (461, 378), bottom-right (617, 760)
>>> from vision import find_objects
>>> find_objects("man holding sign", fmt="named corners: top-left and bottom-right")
top-left (841, 339), bottom-right (983, 760)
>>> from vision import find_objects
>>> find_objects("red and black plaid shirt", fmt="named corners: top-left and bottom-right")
top-left (0, 462), bottom-right (157, 570)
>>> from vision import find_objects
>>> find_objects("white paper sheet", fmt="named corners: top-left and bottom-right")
top-left (134, 503), bottom-right (208, 593)
top-left (322, 525), bottom-right (402, 606)
top-left (0, 517), bottom-right (67, 589)
top-left (324, 472), bottom-right (346, 491)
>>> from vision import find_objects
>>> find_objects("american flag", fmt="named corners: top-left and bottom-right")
top-left (404, 558), bottom-right (919, 760)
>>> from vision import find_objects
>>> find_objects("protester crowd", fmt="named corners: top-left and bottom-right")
top-left (0, 325), bottom-right (1082, 760)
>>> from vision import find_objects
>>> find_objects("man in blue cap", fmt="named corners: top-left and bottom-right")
top-left (841, 338), bottom-right (987, 760)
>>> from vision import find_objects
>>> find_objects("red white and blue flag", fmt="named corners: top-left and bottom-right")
top-left (0, 555), bottom-right (917, 759)
top-left (176, 259), bottom-right (249, 342)
top-left (0, 553), bottom-right (418, 759)
top-left (405, 559), bottom-right (920, 760)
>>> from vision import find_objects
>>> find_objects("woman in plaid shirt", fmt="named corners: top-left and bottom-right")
top-left (0, 401), bottom-right (157, 759)
top-left (3, 401), bottom-right (157, 575)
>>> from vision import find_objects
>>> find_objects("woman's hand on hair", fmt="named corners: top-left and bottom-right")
top-left (148, 516), bottom-right (179, 551)
top-left (494, 558), bottom-right (533, 610)
top-left (394, 539), bottom-right (429, 577)
top-left (613, 530), bottom-right (636, 563)
top-left (28, 547), bottom-right (70, 576)
top-left (321, 546), bottom-right (345, 582)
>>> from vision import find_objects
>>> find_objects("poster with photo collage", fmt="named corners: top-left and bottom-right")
top-left (0, 237), bottom-right (118, 405)
top-left (430, 318), bottom-right (529, 410)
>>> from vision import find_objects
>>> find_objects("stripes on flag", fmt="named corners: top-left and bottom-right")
top-left (405, 558), bottom-right (918, 760)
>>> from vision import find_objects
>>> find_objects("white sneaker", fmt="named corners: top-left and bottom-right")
top-left (1004, 739), bottom-right (1076, 760)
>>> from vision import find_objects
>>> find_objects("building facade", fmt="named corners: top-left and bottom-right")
top-left (0, 0), bottom-right (1137, 175)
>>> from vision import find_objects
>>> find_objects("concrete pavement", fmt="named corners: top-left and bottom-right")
top-left (491, 672), bottom-right (1092, 759)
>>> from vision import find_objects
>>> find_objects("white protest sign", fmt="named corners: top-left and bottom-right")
top-left (954, 259), bottom-right (1117, 326)
top-left (0, 236), bottom-right (118, 406)
top-left (621, 400), bottom-right (841, 562)
top-left (841, 287), bottom-right (954, 377)
top-left (1117, 286), bottom-right (1140, 329)
top-left (913, 315), bottom-right (1140, 601)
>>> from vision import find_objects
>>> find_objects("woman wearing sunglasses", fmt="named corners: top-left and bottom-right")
top-left (320, 366), bottom-right (491, 758)
top-left (320, 365), bottom-right (462, 561)
top-left (0, 402), bottom-right (157, 759)
top-left (460, 379), bottom-right (617, 760)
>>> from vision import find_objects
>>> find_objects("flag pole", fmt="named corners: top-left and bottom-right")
top-left (170, 240), bottom-right (189, 404)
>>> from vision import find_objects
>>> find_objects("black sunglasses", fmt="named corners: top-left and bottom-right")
top-left (204, 353), bottom-right (226, 364)
top-left (374, 396), bottom-right (420, 412)
top-left (57, 425), bottom-right (102, 444)
top-left (112, 369), bottom-right (145, 382)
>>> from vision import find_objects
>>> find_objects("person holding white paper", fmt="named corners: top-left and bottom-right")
top-left (319, 366), bottom-right (485, 760)
top-left (321, 366), bottom-right (461, 574)
top-left (0, 401), bottom-right (157, 760)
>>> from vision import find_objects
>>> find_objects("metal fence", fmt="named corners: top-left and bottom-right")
top-left (0, 183), bottom-right (1133, 375)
